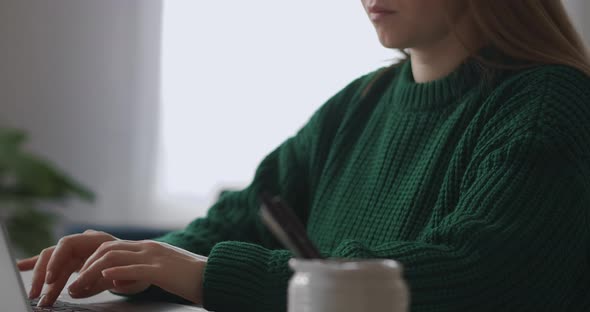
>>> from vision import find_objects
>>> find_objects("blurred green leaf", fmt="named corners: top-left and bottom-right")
top-left (1, 153), bottom-right (94, 201)
top-left (0, 128), bottom-right (27, 154)
top-left (0, 126), bottom-right (94, 255)
top-left (6, 203), bottom-right (56, 257)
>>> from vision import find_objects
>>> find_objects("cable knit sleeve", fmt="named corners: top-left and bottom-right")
top-left (202, 130), bottom-right (590, 312)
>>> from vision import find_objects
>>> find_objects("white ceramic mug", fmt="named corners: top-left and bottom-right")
top-left (288, 258), bottom-right (409, 312)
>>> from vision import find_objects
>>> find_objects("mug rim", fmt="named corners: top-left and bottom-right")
top-left (289, 258), bottom-right (403, 276)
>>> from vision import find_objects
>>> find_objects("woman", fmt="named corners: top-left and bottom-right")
top-left (19, 0), bottom-right (590, 311)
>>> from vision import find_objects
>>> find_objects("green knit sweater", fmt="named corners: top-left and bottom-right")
top-left (151, 58), bottom-right (590, 311)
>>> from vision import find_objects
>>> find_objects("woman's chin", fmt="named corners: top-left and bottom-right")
top-left (377, 37), bottom-right (405, 49)
top-left (375, 31), bottom-right (409, 49)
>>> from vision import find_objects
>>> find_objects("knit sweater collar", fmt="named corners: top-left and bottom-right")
top-left (390, 56), bottom-right (482, 111)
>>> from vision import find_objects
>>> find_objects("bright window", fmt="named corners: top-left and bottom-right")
top-left (156, 1), bottom-right (397, 217)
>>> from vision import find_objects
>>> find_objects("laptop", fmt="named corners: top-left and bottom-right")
top-left (0, 223), bottom-right (208, 312)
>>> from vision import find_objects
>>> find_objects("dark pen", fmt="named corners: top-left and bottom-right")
top-left (259, 192), bottom-right (323, 259)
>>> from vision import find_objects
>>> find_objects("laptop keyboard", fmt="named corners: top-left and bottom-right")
top-left (30, 298), bottom-right (95, 311)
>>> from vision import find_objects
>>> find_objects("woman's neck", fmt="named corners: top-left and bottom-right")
top-left (408, 38), bottom-right (471, 83)
top-left (408, 16), bottom-right (481, 83)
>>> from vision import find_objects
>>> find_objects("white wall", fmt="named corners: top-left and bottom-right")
top-left (0, 0), bottom-right (162, 226)
top-left (564, 0), bottom-right (590, 47)
top-left (156, 1), bottom-right (397, 222)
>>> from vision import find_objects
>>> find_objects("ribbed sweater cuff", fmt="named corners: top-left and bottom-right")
top-left (202, 241), bottom-right (275, 311)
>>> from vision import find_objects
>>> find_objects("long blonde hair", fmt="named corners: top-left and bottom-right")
top-left (463, 0), bottom-right (590, 76)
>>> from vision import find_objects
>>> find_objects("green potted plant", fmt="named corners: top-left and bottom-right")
top-left (0, 127), bottom-right (94, 256)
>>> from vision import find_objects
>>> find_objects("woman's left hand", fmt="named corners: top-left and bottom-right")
top-left (67, 240), bottom-right (208, 304)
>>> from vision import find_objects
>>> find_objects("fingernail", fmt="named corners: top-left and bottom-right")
top-left (37, 295), bottom-right (47, 307)
top-left (46, 271), bottom-right (54, 284)
top-left (68, 288), bottom-right (79, 298)
top-left (68, 286), bottom-right (78, 295)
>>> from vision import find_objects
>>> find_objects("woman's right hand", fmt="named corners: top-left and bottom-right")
top-left (16, 230), bottom-right (148, 306)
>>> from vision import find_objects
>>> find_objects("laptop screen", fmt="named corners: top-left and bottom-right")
top-left (0, 224), bottom-right (32, 312)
